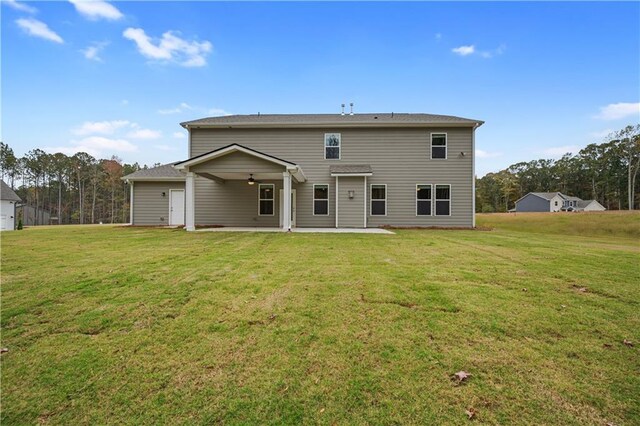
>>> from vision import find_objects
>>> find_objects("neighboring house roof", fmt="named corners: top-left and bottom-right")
top-left (329, 165), bottom-right (373, 176)
top-left (181, 113), bottom-right (484, 129)
top-left (576, 200), bottom-right (605, 209)
top-left (564, 195), bottom-right (582, 202)
top-left (122, 163), bottom-right (186, 181)
top-left (1, 180), bottom-right (21, 201)
top-left (515, 192), bottom-right (561, 203)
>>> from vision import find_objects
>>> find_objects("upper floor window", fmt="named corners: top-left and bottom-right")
top-left (313, 184), bottom-right (329, 215)
top-left (325, 133), bottom-right (341, 159)
top-left (431, 133), bottom-right (447, 159)
top-left (416, 184), bottom-right (432, 215)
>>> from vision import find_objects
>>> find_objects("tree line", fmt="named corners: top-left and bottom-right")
top-left (0, 143), bottom-right (154, 225)
top-left (476, 124), bottom-right (640, 212)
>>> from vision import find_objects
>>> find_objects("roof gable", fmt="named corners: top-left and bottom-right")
top-left (1, 180), bottom-right (21, 201)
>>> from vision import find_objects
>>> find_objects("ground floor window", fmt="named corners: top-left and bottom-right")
top-left (258, 184), bottom-right (274, 215)
top-left (313, 184), bottom-right (329, 215)
top-left (371, 184), bottom-right (387, 216)
top-left (435, 184), bottom-right (451, 216)
top-left (416, 184), bottom-right (432, 215)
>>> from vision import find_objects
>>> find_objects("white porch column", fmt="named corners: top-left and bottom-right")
top-left (282, 171), bottom-right (292, 231)
top-left (335, 176), bottom-right (339, 228)
top-left (185, 172), bottom-right (195, 231)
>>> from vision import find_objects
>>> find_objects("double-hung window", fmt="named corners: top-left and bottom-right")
top-left (258, 184), bottom-right (274, 215)
top-left (370, 184), bottom-right (387, 216)
top-left (435, 184), bottom-right (451, 216)
top-left (313, 184), bottom-right (329, 215)
top-left (325, 133), bottom-right (341, 159)
top-left (416, 184), bottom-right (432, 215)
top-left (431, 133), bottom-right (447, 159)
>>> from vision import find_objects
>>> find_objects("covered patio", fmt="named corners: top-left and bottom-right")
top-left (173, 143), bottom-right (306, 232)
top-left (195, 227), bottom-right (394, 234)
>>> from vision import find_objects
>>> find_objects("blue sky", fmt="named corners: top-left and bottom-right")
top-left (2, 1), bottom-right (639, 176)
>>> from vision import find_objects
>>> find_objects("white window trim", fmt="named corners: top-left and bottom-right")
top-left (324, 133), bottom-right (341, 160)
top-left (416, 184), bottom-right (433, 216)
top-left (258, 183), bottom-right (275, 216)
top-left (430, 132), bottom-right (447, 160)
top-left (370, 184), bottom-right (387, 216)
top-left (312, 184), bottom-right (330, 216)
top-left (434, 184), bottom-right (452, 216)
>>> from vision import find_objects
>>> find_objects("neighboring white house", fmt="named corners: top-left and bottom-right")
top-left (514, 192), bottom-right (606, 212)
top-left (1, 180), bottom-right (21, 231)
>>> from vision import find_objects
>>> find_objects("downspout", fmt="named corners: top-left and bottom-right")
top-left (472, 123), bottom-right (478, 228)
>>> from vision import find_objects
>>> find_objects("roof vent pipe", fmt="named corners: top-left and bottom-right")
top-left (350, 102), bottom-right (354, 115)
top-left (341, 104), bottom-right (345, 115)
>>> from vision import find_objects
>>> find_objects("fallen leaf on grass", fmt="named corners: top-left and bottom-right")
top-left (452, 371), bottom-right (472, 384)
top-left (0, 348), bottom-right (8, 354)
top-left (521, 288), bottom-right (527, 292)
top-left (465, 408), bottom-right (476, 419)
top-left (603, 343), bottom-right (612, 349)
top-left (319, 408), bottom-right (325, 414)
top-left (623, 339), bottom-right (633, 347)
top-left (577, 287), bottom-right (588, 293)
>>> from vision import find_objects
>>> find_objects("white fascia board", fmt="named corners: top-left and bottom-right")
top-left (330, 173), bottom-right (373, 177)
top-left (185, 122), bottom-right (483, 129)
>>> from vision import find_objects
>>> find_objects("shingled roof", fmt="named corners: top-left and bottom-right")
top-left (329, 165), bottom-right (373, 175)
top-left (1, 180), bottom-right (21, 202)
top-left (122, 163), bottom-right (185, 181)
top-left (181, 113), bottom-right (483, 128)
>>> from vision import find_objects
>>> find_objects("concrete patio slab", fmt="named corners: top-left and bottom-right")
top-left (195, 227), bottom-right (394, 234)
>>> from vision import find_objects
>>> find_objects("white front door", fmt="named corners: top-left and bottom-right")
top-left (279, 189), bottom-right (297, 228)
top-left (169, 189), bottom-right (185, 225)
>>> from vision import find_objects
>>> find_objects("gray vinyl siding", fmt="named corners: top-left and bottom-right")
top-left (191, 151), bottom-right (285, 175)
top-left (515, 194), bottom-right (551, 212)
top-left (195, 180), bottom-right (282, 227)
top-left (191, 127), bottom-right (474, 227)
top-left (337, 176), bottom-right (366, 228)
top-left (132, 181), bottom-right (185, 225)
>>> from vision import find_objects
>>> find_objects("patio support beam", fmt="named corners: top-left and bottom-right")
top-left (185, 172), bottom-right (195, 231)
top-left (282, 171), bottom-right (292, 231)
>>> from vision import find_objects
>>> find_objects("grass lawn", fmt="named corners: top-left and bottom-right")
top-left (1, 213), bottom-right (639, 424)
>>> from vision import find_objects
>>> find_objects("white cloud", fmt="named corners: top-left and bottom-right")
top-left (16, 18), bottom-right (63, 43)
top-left (47, 136), bottom-right (137, 157)
top-left (173, 131), bottom-right (187, 139)
top-left (81, 41), bottom-right (108, 62)
top-left (541, 145), bottom-right (580, 157)
top-left (453, 44), bottom-right (505, 58)
top-left (590, 129), bottom-right (614, 139)
top-left (593, 102), bottom-right (640, 121)
top-left (72, 120), bottom-right (131, 136)
top-left (69, 0), bottom-right (123, 21)
top-left (476, 149), bottom-right (502, 159)
top-left (153, 144), bottom-right (174, 151)
top-left (208, 108), bottom-right (231, 116)
top-left (435, 33), bottom-right (442, 40)
top-left (158, 102), bottom-right (193, 114)
top-left (452, 45), bottom-right (474, 56)
top-left (127, 128), bottom-right (162, 140)
top-left (123, 27), bottom-right (212, 67)
top-left (4, 0), bottom-right (37, 14)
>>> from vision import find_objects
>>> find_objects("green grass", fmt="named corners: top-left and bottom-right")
top-left (477, 210), bottom-right (640, 240)
top-left (2, 213), bottom-right (639, 425)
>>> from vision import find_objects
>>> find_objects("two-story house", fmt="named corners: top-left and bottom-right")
top-left (123, 113), bottom-right (483, 230)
